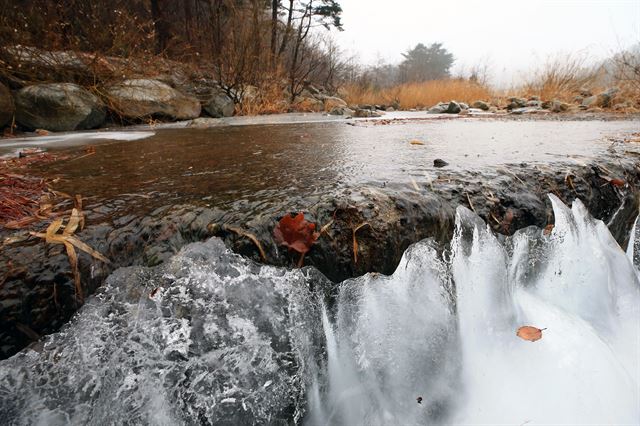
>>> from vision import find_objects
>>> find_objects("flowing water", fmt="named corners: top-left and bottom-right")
top-left (1, 195), bottom-right (638, 425)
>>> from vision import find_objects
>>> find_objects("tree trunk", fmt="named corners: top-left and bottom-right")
top-left (150, 0), bottom-right (168, 54)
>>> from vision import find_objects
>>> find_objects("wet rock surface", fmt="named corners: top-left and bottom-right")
top-left (1, 118), bottom-right (639, 359)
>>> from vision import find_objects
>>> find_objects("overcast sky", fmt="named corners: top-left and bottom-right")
top-left (332, 0), bottom-right (640, 86)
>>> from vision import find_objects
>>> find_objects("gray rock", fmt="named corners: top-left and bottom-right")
top-left (433, 159), bottom-right (448, 168)
top-left (459, 102), bottom-right (469, 110)
top-left (329, 106), bottom-right (354, 116)
top-left (386, 106), bottom-right (395, 112)
top-left (15, 83), bottom-right (105, 131)
top-left (0, 82), bottom-right (14, 128)
top-left (446, 101), bottom-right (461, 114)
top-left (353, 108), bottom-right (382, 118)
top-left (472, 100), bottom-right (490, 111)
top-left (526, 100), bottom-right (542, 108)
top-left (428, 103), bottom-right (448, 114)
top-left (581, 95), bottom-right (598, 108)
top-left (188, 117), bottom-right (225, 128)
top-left (507, 97), bottom-right (527, 110)
top-left (510, 107), bottom-right (543, 115)
top-left (550, 100), bottom-right (569, 113)
top-left (528, 95), bottom-right (540, 101)
top-left (323, 96), bottom-right (347, 111)
top-left (203, 89), bottom-right (234, 118)
top-left (596, 87), bottom-right (618, 108)
top-left (105, 79), bottom-right (201, 120)
top-left (291, 97), bottom-right (324, 112)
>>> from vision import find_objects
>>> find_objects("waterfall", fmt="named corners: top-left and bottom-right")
top-left (0, 195), bottom-right (638, 425)
top-left (311, 195), bottom-right (640, 425)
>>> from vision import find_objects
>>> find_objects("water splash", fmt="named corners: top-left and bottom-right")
top-left (0, 196), bottom-right (638, 425)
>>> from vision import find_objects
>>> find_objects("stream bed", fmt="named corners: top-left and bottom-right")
top-left (1, 115), bottom-right (640, 409)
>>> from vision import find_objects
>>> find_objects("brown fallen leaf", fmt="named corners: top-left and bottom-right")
top-left (273, 212), bottom-right (319, 267)
top-left (543, 224), bottom-right (554, 235)
top-left (610, 178), bottom-right (626, 187)
top-left (410, 139), bottom-right (425, 145)
top-left (516, 326), bottom-right (547, 342)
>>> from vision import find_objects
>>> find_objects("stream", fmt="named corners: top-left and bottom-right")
top-left (1, 115), bottom-right (640, 424)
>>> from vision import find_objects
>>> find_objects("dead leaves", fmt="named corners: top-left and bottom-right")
top-left (30, 202), bottom-right (110, 304)
top-left (409, 139), bottom-right (425, 145)
top-left (516, 326), bottom-right (547, 342)
top-left (274, 213), bottom-right (319, 267)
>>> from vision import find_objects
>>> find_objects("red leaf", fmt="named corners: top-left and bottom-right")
top-left (273, 213), bottom-right (319, 255)
top-left (610, 178), bottom-right (626, 187)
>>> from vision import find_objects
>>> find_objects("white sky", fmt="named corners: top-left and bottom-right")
top-left (332, 0), bottom-right (640, 87)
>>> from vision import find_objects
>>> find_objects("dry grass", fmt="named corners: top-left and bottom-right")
top-left (340, 79), bottom-right (493, 109)
top-left (518, 54), bottom-right (602, 102)
top-left (236, 81), bottom-right (291, 116)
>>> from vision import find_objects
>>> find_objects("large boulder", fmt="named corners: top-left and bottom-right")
top-left (322, 96), bottom-right (347, 111)
top-left (291, 97), bottom-right (324, 112)
top-left (105, 79), bottom-right (201, 120)
top-left (0, 82), bottom-right (14, 128)
top-left (203, 89), bottom-right (235, 118)
top-left (15, 83), bottom-right (105, 131)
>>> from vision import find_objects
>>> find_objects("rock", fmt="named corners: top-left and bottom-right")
top-left (433, 159), bottom-right (449, 168)
top-left (105, 79), bottom-right (201, 120)
top-left (353, 108), bottom-right (382, 118)
top-left (428, 103), bottom-right (448, 114)
top-left (581, 95), bottom-right (598, 108)
top-left (526, 100), bottom-right (542, 108)
top-left (574, 95), bottom-right (584, 104)
top-left (446, 101), bottom-right (461, 114)
top-left (596, 87), bottom-right (618, 108)
top-left (510, 107), bottom-right (543, 115)
top-left (528, 95), bottom-right (540, 101)
top-left (507, 97), bottom-right (527, 110)
top-left (188, 117), bottom-right (225, 128)
top-left (386, 106), bottom-right (395, 112)
top-left (15, 83), bottom-right (105, 131)
top-left (291, 97), bottom-right (324, 112)
top-left (0, 82), bottom-right (14, 128)
top-left (329, 106), bottom-right (354, 116)
top-left (550, 100), bottom-right (569, 113)
top-left (323, 96), bottom-right (347, 111)
top-left (472, 100), bottom-right (490, 111)
top-left (203, 89), bottom-right (234, 118)
top-left (459, 102), bottom-right (469, 110)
